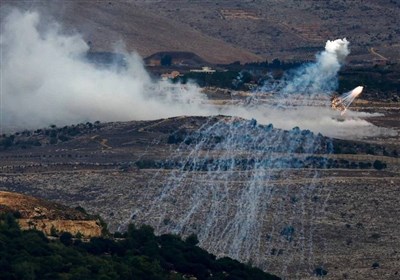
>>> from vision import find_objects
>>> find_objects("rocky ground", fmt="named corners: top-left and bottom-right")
top-left (0, 191), bottom-right (103, 237)
top-left (0, 100), bottom-right (399, 279)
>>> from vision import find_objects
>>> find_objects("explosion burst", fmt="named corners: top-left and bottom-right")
top-left (331, 86), bottom-right (364, 115)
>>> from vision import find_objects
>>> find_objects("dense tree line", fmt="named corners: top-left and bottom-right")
top-left (338, 65), bottom-right (400, 99)
top-left (135, 157), bottom-right (386, 171)
top-left (0, 213), bottom-right (280, 280)
top-left (172, 61), bottom-right (399, 99)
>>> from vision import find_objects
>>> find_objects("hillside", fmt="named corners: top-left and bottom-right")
top-left (135, 0), bottom-right (400, 62)
top-left (3, 0), bottom-right (398, 64)
top-left (0, 195), bottom-right (280, 280)
top-left (0, 191), bottom-right (103, 237)
top-left (1, 0), bottom-right (262, 64)
top-left (0, 113), bottom-right (399, 279)
top-left (1, 1), bottom-right (400, 278)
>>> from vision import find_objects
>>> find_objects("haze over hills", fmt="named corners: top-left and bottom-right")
top-left (2, 0), bottom-right (399, 64)
top-left (1, 1), bottom-right (400, 279)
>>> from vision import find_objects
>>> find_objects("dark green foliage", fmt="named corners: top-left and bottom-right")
top-left (57, 134), bottom-right (70, 142)
top-left (314, 267), bottom-right (328, 277)
top-left (0, 135), bottom-right (15, 149)
top-left (280, 226), bottom-right (295, 242)
top-left (74, 206), bottom-right (88, 214)
top-left (185, 234), bottom-right (199, 246)
top-left (332, 139), bottom-right (398, 158)
top-left (60, 232), bottom-right (73, 246)
top-left (160, 54), bottom-right (172, 66)
top-left (135, 159), bottom-right (159, 169)
top-left (0, 122), bottom-right (98, 150)
top-left (372, 262), bottom-right (380, 269)
top-left (177, 71), bottom-right (247, 89)
top-left (373, 160), bottom-right (387, 170)
top-left (0, 214), bottom-right (280, 280)
top-left (338, 66), bottom-right (399, 100)
top-left (49, 137), bottom-right (58, 145)
top-left (168, 129), bottom-right (190, 144)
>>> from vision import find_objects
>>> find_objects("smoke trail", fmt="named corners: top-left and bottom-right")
top-left (0, 9), bottom-right (211, 131)
top-left (262, 38), bottom-right (349, 95)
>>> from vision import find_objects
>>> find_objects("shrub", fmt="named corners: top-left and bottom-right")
top-left (314, 267), bottom-right (328, 276)
top-left (373, 160), bottom-right (386, 170)
top-left (60, 232), bottom-right (73, 246)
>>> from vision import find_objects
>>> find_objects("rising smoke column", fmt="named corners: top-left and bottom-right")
top-left (0, 9), bottom-right (210, 131)
top-left (267, 39), bottom-right (350, 95)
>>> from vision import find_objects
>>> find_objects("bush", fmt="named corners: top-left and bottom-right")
top-left (185, 234), bottom-right (199, 246)
top-left (314, 267), bottom-right (328, 276)
top-left (60, 232), bottom-right (73, 246)
top-left (280, 226), bottom-right (295, 242)
top-left (373, 160), bottom-right (386, 170)
top-left (0, 214), bottom-right (281, 280)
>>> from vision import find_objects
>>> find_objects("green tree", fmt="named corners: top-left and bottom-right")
top-left (373, 160), bottom-right (386, 170)
top-left (60, 232), bottom-right (73, 246)
top-left (161, 54), bottom-right (172, 66)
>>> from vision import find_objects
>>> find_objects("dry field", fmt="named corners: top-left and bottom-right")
top-left (135, 0), bottom-right (400, 62)
top-left (2, 0), bottom-right (399, 64)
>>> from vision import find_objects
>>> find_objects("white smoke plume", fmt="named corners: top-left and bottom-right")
top-left (0, 9), bottom-right (394, 140)
top-left (0, 9), bottom-right (212, 131)
top-left (269, 38), bottom-right (350, 95)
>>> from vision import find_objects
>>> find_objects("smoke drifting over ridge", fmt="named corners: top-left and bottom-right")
top-left (0, 9), bottom-right (211, 130)
top-left (0, 9), bottom-right (394, 139)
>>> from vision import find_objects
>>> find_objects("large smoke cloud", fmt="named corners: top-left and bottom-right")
top-left (283, 39), bottom-right (349, 94)
top-left (0, 9), bottom-right (212, 130)
top-left (0, 9), bottom-right (394, 139)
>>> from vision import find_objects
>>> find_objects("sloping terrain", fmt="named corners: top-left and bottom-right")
top-left (3, 0), bottom-right (398, 64)
top-left (1, 0), bottom-right (261, 64)
top-left (0, 112), bottom-right (399, 279)
top-left (1, 209), bottom-right (280, 280)
top-left (0, 191), bottom-right (103, 237)
top-left (135, 0), bottom-right (400, 62)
